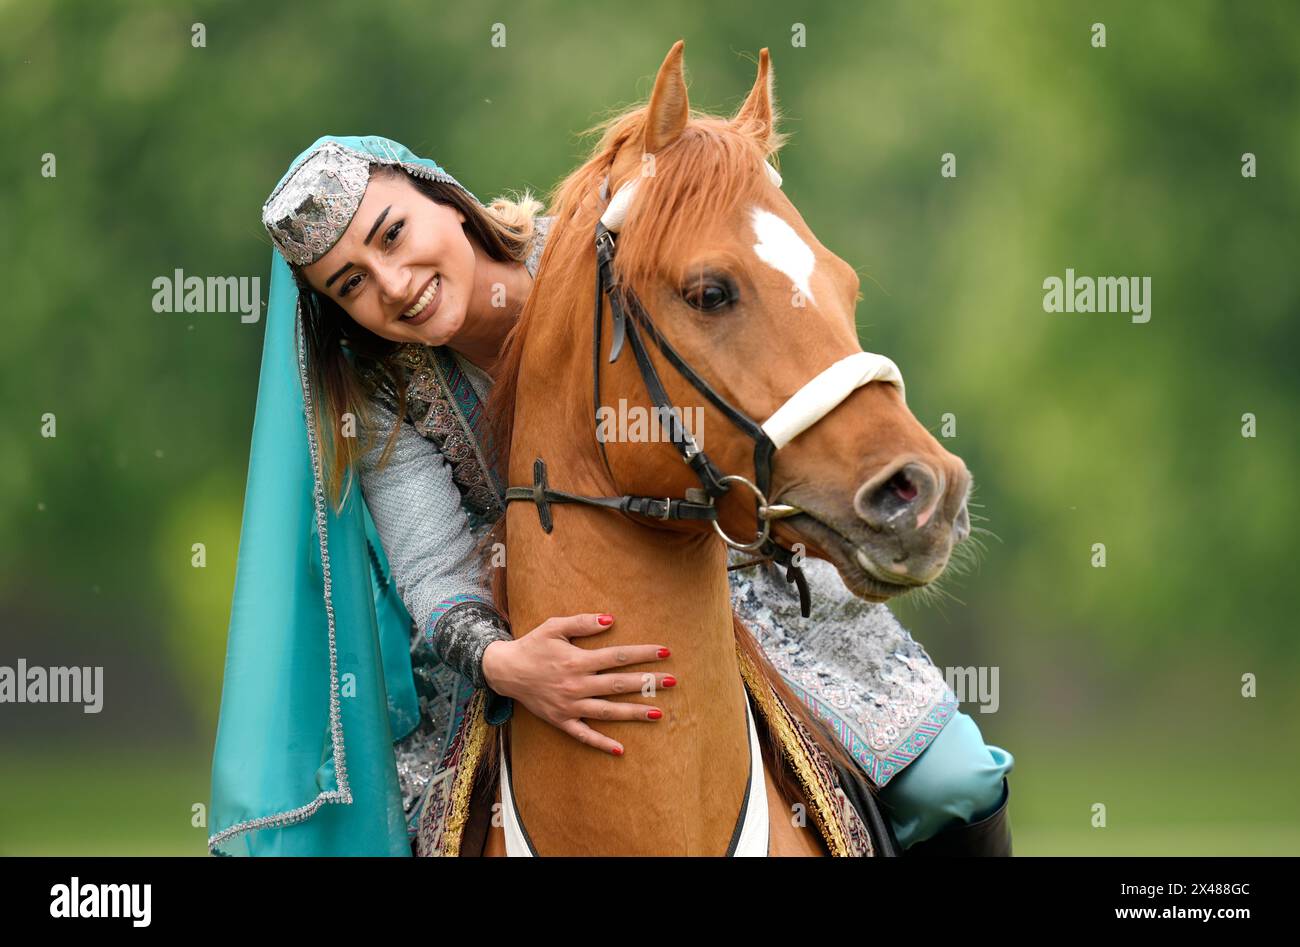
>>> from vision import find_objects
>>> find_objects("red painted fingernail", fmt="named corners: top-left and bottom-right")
top-left (611, 745), bottom-right (624, 755)
top-left (647, 709), bottom-right (663, 720)
top-left (657, 647), bottom-right (671, 658)
top-left (662, 676), bottom-right (677, 687)
top-left (597, 614), bottom-right (614, 626)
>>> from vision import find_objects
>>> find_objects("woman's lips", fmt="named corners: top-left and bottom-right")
top-left (400, 274), bottom-right (442, 327)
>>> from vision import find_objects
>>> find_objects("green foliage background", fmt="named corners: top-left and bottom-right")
top-left (1, 0), bottom-right (1297, 854)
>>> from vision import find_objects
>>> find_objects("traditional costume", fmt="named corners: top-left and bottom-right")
top-left (208, 135), bottom-right (1013, 856)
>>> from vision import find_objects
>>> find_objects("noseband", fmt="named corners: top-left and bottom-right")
top-left (504, 171), bottom-right (905, 617)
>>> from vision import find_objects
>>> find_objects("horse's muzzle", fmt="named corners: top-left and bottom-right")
top-left (852, 455), bottom-right (972, 585)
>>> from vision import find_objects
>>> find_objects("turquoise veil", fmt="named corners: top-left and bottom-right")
top-left (208, 136), bottom-right (478, 856)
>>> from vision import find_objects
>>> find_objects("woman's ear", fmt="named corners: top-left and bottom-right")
top-left (457, 210), bottom-right (466, 225)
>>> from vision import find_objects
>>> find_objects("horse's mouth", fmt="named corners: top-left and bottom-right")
top-left (775, 509), bottom-right (924, 603)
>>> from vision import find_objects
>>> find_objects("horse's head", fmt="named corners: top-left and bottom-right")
top-left (585, 41), bottom-right (972, 602)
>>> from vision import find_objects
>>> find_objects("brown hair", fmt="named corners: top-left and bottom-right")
top-left (291, 164), bottom-right (543, 508)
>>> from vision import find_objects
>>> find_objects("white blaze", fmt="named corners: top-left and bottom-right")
top-left (750, 206), bottom-right (816, 306)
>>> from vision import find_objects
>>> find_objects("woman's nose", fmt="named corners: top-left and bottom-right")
top-left (373, 261), bottom-right (410, 305)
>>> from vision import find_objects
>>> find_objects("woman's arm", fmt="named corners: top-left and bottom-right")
top-left (357, 395), bottom-right (515, 718)
top-left (358, 394), bottom-right (675, 750)
top-left (726, 548), bottom-right (958, 778)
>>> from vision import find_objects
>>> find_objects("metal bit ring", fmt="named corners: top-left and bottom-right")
top-left (710, 474), bottom-right (773, 552)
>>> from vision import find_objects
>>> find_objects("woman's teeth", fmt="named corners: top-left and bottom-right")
top-left (401, 275), bottom-right (440, 321)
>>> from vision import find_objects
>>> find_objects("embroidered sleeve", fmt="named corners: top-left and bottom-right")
top-left (428, 598), bottom-right (510, 688)
top-left (727, 550), bottom-right (957, 788)
top-left (426, 597), bottom-right (514, 727)
top-left (357, 394), bottom-right (513, 722)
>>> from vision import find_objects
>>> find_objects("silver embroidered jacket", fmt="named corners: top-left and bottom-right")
top-left (356, 216), bottom-right (957, 825)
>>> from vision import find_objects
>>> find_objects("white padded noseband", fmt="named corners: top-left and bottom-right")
top-left (761, 351), bottom-right (905, 450)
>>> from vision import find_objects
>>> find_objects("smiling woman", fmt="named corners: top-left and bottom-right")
top-left (278, 153), bottom-right (539, 506)
top-left (211, 135), bottom-right (682, 855)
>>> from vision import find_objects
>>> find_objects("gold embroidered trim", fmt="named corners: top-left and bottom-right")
top-left (427, 349), bottom-right (501, 516)
top-left (439, 688), bottom-right (491, 856)
top-left (736, 644), bottom-right (852, 856)
top-left (378, 344), bottom-right (500, 518)
top-left (428, 657), bottom-right (860, 856)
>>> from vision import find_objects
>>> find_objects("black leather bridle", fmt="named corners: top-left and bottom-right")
top-left (503, 196), bottom-right (814, 616)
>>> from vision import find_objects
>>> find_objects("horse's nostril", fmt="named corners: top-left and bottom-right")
top-left (888, 470), bottom-right (918, 503)
top-left (856, 461), bottom-right (939, 531)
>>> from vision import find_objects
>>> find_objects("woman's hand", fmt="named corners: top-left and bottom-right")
top-left (481, 613), bottom-right (675, 756)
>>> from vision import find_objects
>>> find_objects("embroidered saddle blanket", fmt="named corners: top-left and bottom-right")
top-left (413, 642), bottom-right (879, 857)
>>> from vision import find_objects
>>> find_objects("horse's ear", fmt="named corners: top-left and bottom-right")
top-left (644, 39), bottom-right (690, 154)
top-left (732, 47), bottom-right (776, 150)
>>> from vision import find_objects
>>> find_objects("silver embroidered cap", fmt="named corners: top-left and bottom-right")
top-left (262, 138), bottom-right (479, 267)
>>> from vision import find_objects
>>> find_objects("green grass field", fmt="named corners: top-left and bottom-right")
top-left (4, 737), bottom-right (1296, 856)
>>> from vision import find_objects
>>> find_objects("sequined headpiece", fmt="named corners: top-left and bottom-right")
top-left (261, 136), bottom-right (480, 266)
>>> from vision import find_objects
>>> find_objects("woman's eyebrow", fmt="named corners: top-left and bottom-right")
top-left (323, 204), bottom-right (393, 288)
top-left (325, 263), bottom-right (353, 288)
top-left (364, 205), bottom-right (393, 245)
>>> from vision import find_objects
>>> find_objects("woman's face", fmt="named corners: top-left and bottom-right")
top-left (300, 169), bottom-right (477, 346)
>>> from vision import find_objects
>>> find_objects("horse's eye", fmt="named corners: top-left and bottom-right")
top-left (681, 278), bottom-right (734, 312)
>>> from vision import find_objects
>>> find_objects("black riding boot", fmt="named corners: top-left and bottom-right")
top-left (826, 724), bottom-right (1014, 857)
top-left (902, 777), bottom-right (1013, 857)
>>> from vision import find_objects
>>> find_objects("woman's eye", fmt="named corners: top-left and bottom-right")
top-left (384, 221), bottom-right (405, 246)
top-left (682, 279), bottom-right (733, 312)
top-left (340, 273), bottom-right (364, 298)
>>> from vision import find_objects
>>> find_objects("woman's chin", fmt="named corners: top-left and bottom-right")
top-left (411, 307), bottom-right (464, 346)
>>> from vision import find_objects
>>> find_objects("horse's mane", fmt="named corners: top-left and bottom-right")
top-left (480, 99), bottom-right (867, 791)
top-left (485, 102), bottom-right (784, 490)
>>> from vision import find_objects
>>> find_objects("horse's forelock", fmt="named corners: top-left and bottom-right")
top-left (485, 103), bottom-right (782, 531)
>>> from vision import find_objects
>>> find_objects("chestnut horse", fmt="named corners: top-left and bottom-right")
top-left (480, 41), bottom-right (972, 855)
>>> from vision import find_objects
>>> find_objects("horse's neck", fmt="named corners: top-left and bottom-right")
top-left (508, 294), bottom-right (748, 708)
top-left (502, 291), bottom-right (754, 854)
